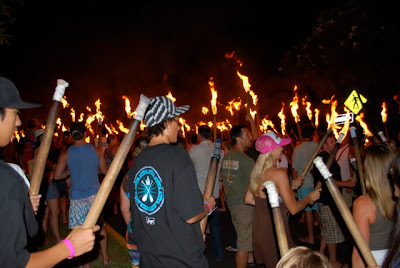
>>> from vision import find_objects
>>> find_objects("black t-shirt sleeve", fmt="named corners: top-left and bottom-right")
top-left (173, 152), bottom-right (204, 221)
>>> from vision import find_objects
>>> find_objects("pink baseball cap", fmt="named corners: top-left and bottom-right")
top-left (255, 131), bottom-right (291, 154)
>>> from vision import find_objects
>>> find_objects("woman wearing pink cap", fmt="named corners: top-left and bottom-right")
top-left (245, 131), bottom-right (321, 267)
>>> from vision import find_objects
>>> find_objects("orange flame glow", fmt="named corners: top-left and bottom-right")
top-left (225, 98), bottom-right (242, 116)
top-left (61, 96), bottom-right (69, 108)
top-left (104, 124), bottom-right (113, 134)
top-left (314, 109), bottom-right (320, 128)
top-left (86, 106), bottom-right (91, 112)
top-left (277, 102), bottom-right (286, 135)
top-left (166, 92), bottom-right (176, 103)
top-left (209, 77), bottom-right (218, 115)
top-left (202, 107), bottom-right (209, 115)
top-left (260, 116), bottom-right (277, 133)
top-left (70, 108), bottom-right (75, 122)
top-left (249, 109), bottom-right (257, 120)
top-left (78, 113), bottom-right (84, 122)
top-left (95, 99), bottom-right (105, 124)
top-left (339, 107), bottom-right (351, 141)
top-left (289, 85), bottom-right (300, 123)
top-left (116, 120), bottom-right (129, 134)
top-left (325, 100), bottom-right (339, 136)
top-left (237, 71), bottom-right (258, 106)
top-left (85, 114), bottom-right (96, 135)
top-left (355, 113), bottom-right (373, 137)
top-left (381, 102), bottom-right (387, 123)
top-left (85, 136), bottom-right (91, 143)
top-left (122, 95), bottom-right (136, 118)
top-left (302, 97), bottom-right (313, 122)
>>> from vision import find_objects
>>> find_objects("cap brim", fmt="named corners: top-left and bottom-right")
top-left (7, 100), bottom-right (42, 109)
top-left (172, 105), bottom-right (190, 116)
top-left (279, 137), bottom-right (291, 147)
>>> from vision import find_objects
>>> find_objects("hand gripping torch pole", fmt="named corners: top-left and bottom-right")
top-left (313, 157), bottom-right (377, 267)
top-left (263, 181), bottom-right (289, 257)
top-left (200, 139), bottom-right (223, 235)
top-left (30, 80), bottom-right (69, 196)
top-left (83, 95), bottom-right (150, 227)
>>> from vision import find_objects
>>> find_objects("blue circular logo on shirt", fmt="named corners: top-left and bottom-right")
top-left (134, 166), bottom-right (164, 215)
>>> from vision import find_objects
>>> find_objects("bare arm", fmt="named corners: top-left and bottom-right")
top-left (352, 195), bottom-right (375, 268)
top-left (244, 187), bottom-right (255, 206)
top-left (274, 169), bottom-right (320, 215)
top-left (95, 147), bottom-right (108, 174)
top-left (26, 225), bottom-right (100, 268)
top-left (186, 196), bottom-right (216, 224)
top-left (120, 174), bottom-right (131, 225)
top-left (54, 150), bottom-right (69, 180)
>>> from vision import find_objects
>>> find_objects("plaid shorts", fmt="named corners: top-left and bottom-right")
top-left (318, 203), bottom-right (345, 244)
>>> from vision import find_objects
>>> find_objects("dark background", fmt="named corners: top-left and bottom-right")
top-left (0, 1), bottom-right (397, 137)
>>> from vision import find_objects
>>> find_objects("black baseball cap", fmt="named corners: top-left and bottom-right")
top-left (0, 77), bottom-right (41, 109)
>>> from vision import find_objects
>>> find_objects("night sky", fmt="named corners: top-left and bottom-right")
top-left (1, 1), bottom-right (354, 130)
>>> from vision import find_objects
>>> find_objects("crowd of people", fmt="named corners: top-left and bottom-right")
top-left (1, 75), bottom-right (400, 268)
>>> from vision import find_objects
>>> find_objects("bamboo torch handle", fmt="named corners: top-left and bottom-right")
top-left (264, 181), bottom-right (289, 257)
top-left (83, 94), bottom-right (150, 227)
top-left (313, 157), bottom-right (377, 267)
top-left (299, 128), bottom-right (332, 178)
top-left (29, 80), bottom-right (69, 196)
top-left (200, 139), bottom-right (222, 234)
top-left (350, 126), bottom-right (366, 195)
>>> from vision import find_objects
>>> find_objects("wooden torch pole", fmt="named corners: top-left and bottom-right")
top-left (313, 157), bottom-right (377, 267)
top-left (264, 181), bottom-right (289, 257)
top-left (83, 94), bottom-right (150, 227)
top-left (200, 139), bottom-right (222, 234)
top-left (30, 80), bottom-right (69, 196)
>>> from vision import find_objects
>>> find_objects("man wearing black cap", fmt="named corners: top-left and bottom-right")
top-left (0, 77), bottom-right (99, 267)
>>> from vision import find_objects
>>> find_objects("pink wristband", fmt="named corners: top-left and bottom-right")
top-left (62, 239), bottom-right (75, 259)
top-left (204, 201), bottom-right (212, 214)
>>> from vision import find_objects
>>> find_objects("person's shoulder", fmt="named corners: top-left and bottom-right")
top-left (353, 194), bottom-right (373, 209)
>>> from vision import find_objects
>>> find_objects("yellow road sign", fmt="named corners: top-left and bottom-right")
top-left (344, 90), bottom-right (367, 114)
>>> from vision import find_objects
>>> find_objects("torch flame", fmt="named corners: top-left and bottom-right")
top-left (86, 106), bottom-right (91, 112)
top-left (302, 96), bottom-right (313, 122)
top-left (277, 102), bottom-right (286, 135)
top-left (85, 114), bottom-right (96, 135)
top-left (85, 136), bottom-right (91, 143)
top-left (116, 120), bottom-right (129, 134)
top-left (225, 98), bottom-right (242, 116)
top-left (104, 124), bottom-right (113, 134)
top-left (61, 96), bottom-right (69, 108)
top-left (209, 77), bottom-right (218, 115)
top-left (122, 95), bottom-right (136, 118)
top-left (314, 109), bottom-right (320, 128)
top-left (289, 85), bottom-right (300, 123)
top-left (70, 108), bottom-right (75, 122)
top-left (237, 71), bottom-right (258, 106)
top-left (249, 109), bottom-right (257, 120)
top-left (166, 91), bottom-right (176, 103)
top-left (325, 100), bottom-right (339, 137)
top-left (381, 102), bottom-right (387, 123)
top-left (202, 107), bottom-right (209, 115)
top-left (260, 116), bottom-right (277, 133)
top-left (339, 107), bottom-right (351, 140)
top-left (95, 99), bottom-right (105, 124)
top-left (78, 113), bottom-right (84, 122)
top-left (355, 113), bottom-right (373, 137)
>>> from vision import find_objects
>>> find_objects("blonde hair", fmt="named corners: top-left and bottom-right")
top-left (364, 143), bottom-right (396, 220)
top-left (248, 151), bottom-right (274, 195)
top-left (276, 246), bottom-right (331, 268)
